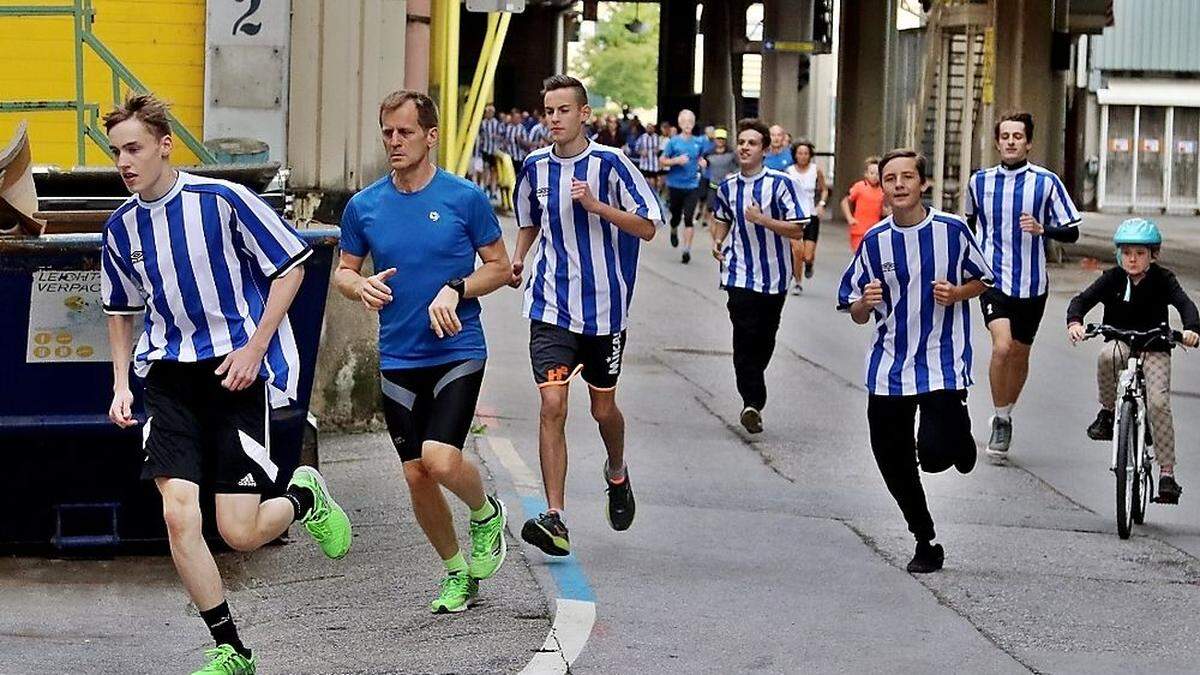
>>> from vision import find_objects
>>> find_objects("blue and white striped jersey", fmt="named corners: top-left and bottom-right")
top-left (504, 122), bottom-right (530, 162)
top-left (101, 171), bottom-right (311, 406)
top-left (965, 162), bottom-right (1080, 298)
top-left (837, 208), bottom-right (994, 396)
top-left (516, 141), bottom-right (664, 335)
top-left (712, 168), bottom-right (808, 294)
top-left (478, 117), bottom-right (504, 155)
top-left (634, 133), bottom-right (661, 172)
top-left (528, 123), bottom-right (550, 150)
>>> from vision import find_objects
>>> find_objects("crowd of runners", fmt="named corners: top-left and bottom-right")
top-left (96, 71), bottom-right (1199, 674)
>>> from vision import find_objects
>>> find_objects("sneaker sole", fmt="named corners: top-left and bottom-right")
top-left (470, 499), bottom-right (508, 580)
top-left (294, 466), bottom-right (352, 560)
top-left (740, 409), bottom-right (763, 434)
top-left (984, 448), bottom-right (1009, 465)
top-left (520, 520), bottom-right (570, 556)
top-left (431, 598), bottom-right (475, 614)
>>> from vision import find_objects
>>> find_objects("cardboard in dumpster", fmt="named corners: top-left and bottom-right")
top-left (26, 270), bottom-right (111, 363)
top-left (0, 121), bottom-right (44, 237)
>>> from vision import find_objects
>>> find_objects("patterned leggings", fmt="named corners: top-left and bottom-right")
top-left (1097, 342), bottom-right (1175, 469)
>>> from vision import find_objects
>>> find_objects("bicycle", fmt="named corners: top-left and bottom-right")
top-left (1082, 324), bottom-right (1184, 539)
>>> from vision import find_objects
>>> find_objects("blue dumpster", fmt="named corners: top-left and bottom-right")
top-left (0, 228), bottom-right (339, 550)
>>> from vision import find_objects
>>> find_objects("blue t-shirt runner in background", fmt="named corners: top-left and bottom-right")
top-left (339, 168), bottom-right (502, 369)
top-left (662, 134), bottom-right (706, 190)
top-left (764, 148), bottom-right (793, 172)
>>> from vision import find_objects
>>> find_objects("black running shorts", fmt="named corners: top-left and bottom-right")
top-left (381, 359), bottom-right (486, 462)
top-left (979, 288), bottom-right (1048, 345)
top-left (141, 358), bottom-right (276, 494)
top-left (802, 215), bottom-right (821, 242)
top-left (529, 320), bottom-right (626, 390)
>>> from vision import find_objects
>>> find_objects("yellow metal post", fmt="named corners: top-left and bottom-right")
top-left (442, 0), bottom-right (460, 171)
top-left (454, 12), bottom-right (511, 176)
top-left (456, 12), bottom-right (500, 154)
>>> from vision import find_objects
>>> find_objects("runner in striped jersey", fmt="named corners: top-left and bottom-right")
top-left (965, 111), bottom-right (1081, 461)
top-left (100, 94), bottom-right (350, 675)
top-left (510, 75), bottom-right (662, 557)
top-left (838, 149), bottom-right (993, 575)
top-left (634, 122), bottom-right (663, 192)
top-left (710, 118), bottom-right (809, 434)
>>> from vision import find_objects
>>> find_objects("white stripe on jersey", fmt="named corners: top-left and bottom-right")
top-left (965, 162), bottom-right (1080, 298)
top-left (100, 171), bottom-right (310, 406)
top-left (837, 208), bottom-right (994, 396)
top-left (515, 141), bottom-right (664, 335)
top-left (635, 133), bottom-right (661, 172)
top-left (713, 168), bottom-right (808, 294)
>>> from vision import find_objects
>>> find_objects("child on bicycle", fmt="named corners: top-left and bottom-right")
top-left (1066, 218), bottom-right (1200, 504)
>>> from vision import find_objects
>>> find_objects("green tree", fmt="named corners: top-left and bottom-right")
top-left (575, 3), bottom-right (660, 110)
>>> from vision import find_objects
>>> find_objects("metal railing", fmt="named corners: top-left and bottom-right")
top-left (0, 0), bottom-right (216, 165)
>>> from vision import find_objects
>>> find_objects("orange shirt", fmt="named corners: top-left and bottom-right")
top-left (847, 180), bottom-right (885, 234)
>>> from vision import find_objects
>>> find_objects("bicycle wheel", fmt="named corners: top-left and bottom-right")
top-left (1115, 400), bottom-right (1137, 539)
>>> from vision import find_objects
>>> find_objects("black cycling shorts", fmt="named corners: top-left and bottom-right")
top-left (979, 289), bottom-right (1048, 345)
top-left (530, 320), bottom-right (626, 390)
top-left (802, 215), bottom-right (821, 242)
top-left (141, 358), bottom-right (276, 494)
top-left (381, 359), bottom-right (486, 462)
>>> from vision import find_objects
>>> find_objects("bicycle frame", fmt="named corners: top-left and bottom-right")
top-left (1110, 353), bottom-right (1154, 477)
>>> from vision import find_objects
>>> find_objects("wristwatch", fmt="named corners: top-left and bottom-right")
top-left (446, 278), bottom-right (466, 297)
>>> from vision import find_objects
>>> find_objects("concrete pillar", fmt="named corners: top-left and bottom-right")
top-left (700, 0), bottom-right (735, 131)
top-left (833, 0), bottom-right (889, 205)
top-left (991, 0), bottom-right (1066, 173)
top-left (657, 0), bottom-right (699, 123)
top-left (759, 0), bottom-right (811, 135)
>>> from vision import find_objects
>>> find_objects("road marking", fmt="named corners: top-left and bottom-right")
top-left (484, 436), bottom-right (597, 673)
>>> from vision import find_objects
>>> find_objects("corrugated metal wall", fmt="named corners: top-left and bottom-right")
top-left (1092, 0), bottom-right (1200, 73)
top-left (0, 0), bottom-right (206, 167)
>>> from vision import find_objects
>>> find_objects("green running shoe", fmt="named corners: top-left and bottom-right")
top-left (288, 466), bottom-right (352, 560)
top-left (468, 495), bottom-right (508, 580)
top-left (430, 571), bottom-right (478, 614)
top-left (191, 644), bottom-right (256, 675)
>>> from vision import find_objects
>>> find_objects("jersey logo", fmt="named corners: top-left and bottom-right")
top-left (536, 186), bottom-right (551, 198)
top-left (881, 261), bottom-right (896, 273)
top-left (428, 210), bottom-right (441, 222)
top-left (130, 250), bottom-right (144, 264)
top-left (238, 473), bottom-right (257, 488)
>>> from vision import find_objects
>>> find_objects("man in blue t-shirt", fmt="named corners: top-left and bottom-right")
top-left (659, 108), bottom-right (707, 264)
top-left (763, 124), bottom-right (793, 172)
top-left (334, 90), bottom-right (513, 615)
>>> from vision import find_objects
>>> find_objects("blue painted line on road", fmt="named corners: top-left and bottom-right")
top-left (520, 495), bottom-right (597, 603)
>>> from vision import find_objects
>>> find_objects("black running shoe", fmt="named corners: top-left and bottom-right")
top-left (804, 263), bottom-right (814, 279)
top-left (521, 512), bottom-right (570, 556)
top-left (1086, 408), bottom-right (1114, 441)
top-left (740, 406), bottom-right (763, 434)
top-left (670, 227), bottom-right (679, 248)
top-left (906, 541), bottom-right (944, 574)
top-left (681, 251), bottom-right (691, 264)
top-left (604, 464), bottom-right (636, 531)
top-left (1157, 476), bottom-right (1183, 504)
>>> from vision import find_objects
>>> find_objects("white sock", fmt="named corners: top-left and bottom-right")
top-left (995, 405), bottom-right (1013, 421)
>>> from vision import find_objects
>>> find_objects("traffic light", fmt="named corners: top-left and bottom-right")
top-left (798, 55), bottom-right (811, 90)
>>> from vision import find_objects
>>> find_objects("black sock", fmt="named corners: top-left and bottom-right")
top-left (284, 484), bottom-right (316, 521)
top-left (200, 601), bottom-right (250, 659)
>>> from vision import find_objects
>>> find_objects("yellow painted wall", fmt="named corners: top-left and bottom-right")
top-left (0, 0), bottom-right (206, 167)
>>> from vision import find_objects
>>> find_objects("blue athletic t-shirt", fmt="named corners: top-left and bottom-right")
top-left (764, 149), bottom-right (793, 172)
top-left (663, 134), bottom-right (706, 190)
top-left (340, 169), bottom-right (503, 369)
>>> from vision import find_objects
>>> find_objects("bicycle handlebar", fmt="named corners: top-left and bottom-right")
top-left (1083, 323), bottom-right (1183, 349)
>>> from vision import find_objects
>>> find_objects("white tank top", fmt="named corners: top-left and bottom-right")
top-left (786, 163), bottom-right (818, 214)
